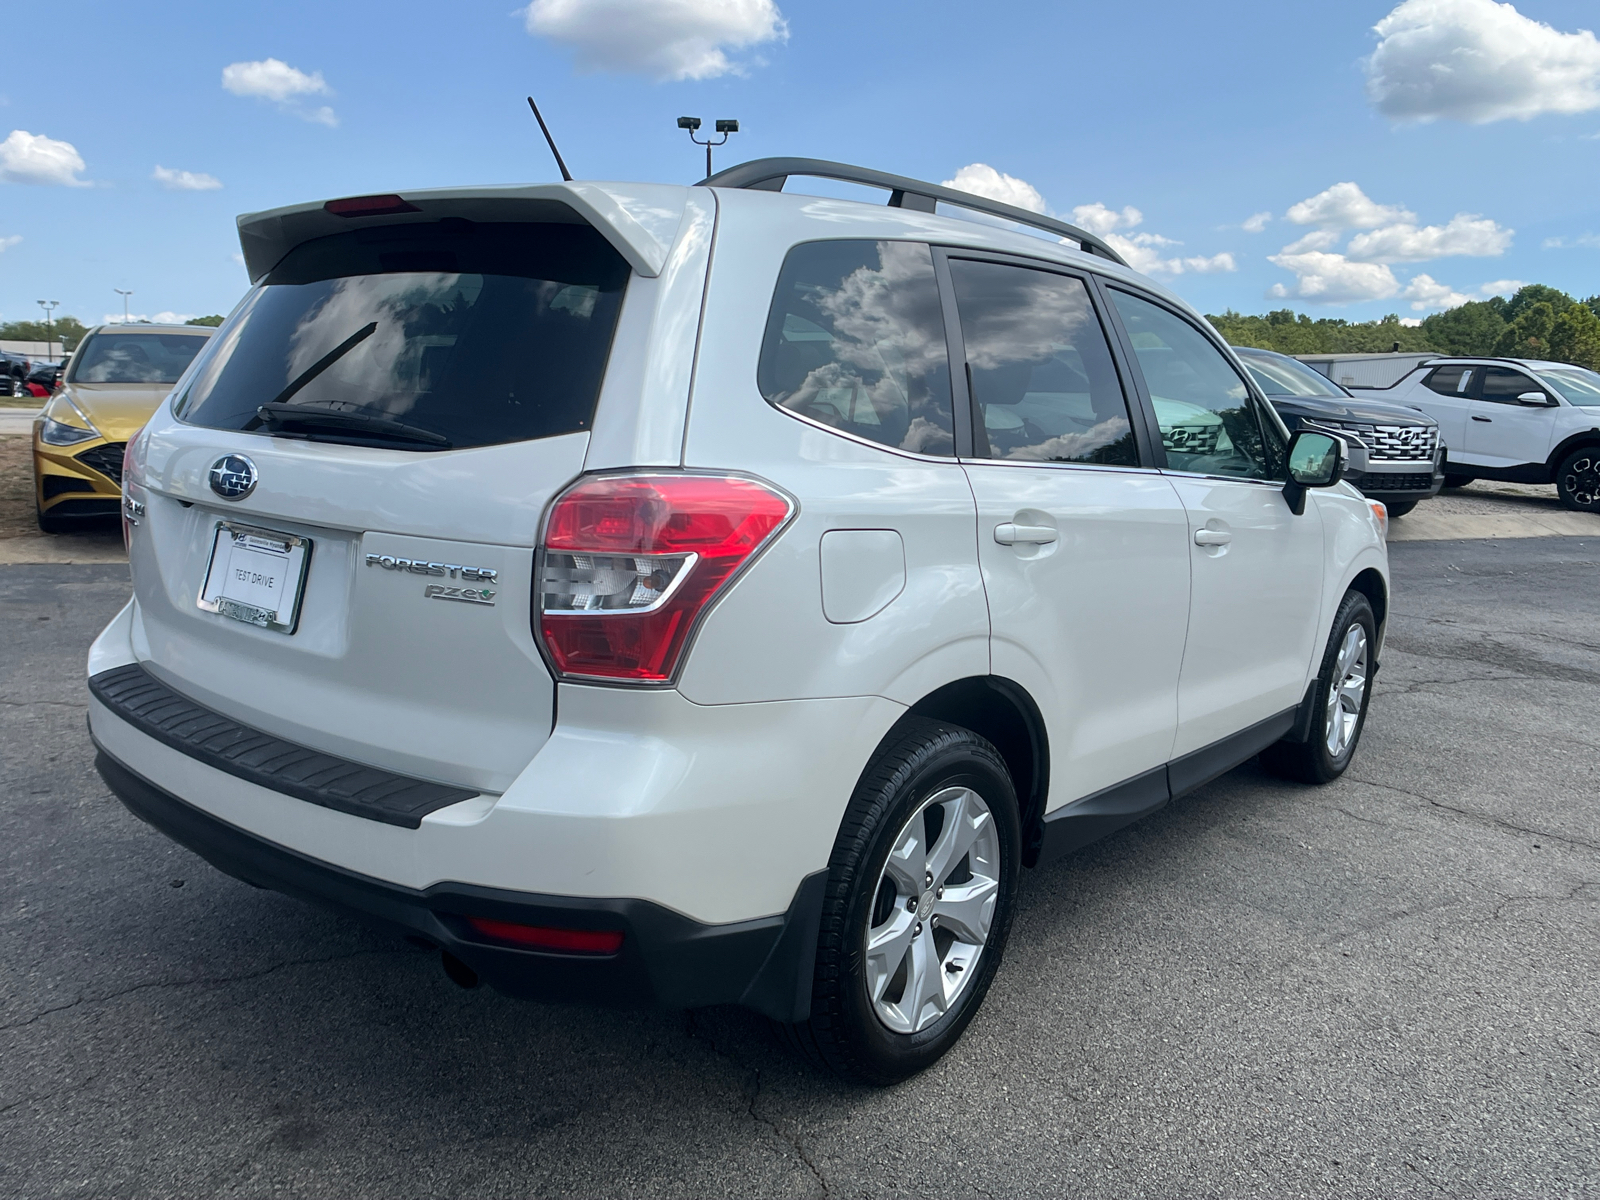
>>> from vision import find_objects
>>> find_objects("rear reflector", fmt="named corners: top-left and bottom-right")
top-left (536, 473), bottom-right (794, 683)
top-left (324, 194), bottom-right (421, 218)
top-left (464, 917), bottom-right (624, 955)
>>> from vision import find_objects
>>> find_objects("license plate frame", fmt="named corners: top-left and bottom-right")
top-left (197, 521), bottom-right (313, 634)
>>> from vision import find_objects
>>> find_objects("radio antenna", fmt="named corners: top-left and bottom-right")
top-left (526, 97), bottom-right (573, 182)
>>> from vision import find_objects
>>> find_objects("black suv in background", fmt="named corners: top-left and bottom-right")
top-left (1234, 346), bottom-right (1444, 515)
top-left (1, 350), bottom-right (29, 397)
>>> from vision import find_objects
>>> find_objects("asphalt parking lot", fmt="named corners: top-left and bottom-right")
top-left (2, 487), bottom-right (1598, 1196)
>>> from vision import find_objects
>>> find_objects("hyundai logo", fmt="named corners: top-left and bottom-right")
top-left (208, 454), bottom-right (258, 501)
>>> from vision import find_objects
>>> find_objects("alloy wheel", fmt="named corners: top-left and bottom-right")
top-left (1562, 455), bottom-right (1598, 508)
top-left (863, 785), bottom-right (1001, 1035)
top-left (1324, 624), bottom-right (1369, 758)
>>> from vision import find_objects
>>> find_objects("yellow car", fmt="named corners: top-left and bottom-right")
top-left (34, 323), bottom-right (215, 533)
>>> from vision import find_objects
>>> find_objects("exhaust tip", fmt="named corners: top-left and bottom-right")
top-left (441, 950), bottom-right (480, 990)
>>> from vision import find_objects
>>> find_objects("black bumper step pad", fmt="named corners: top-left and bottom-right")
top-left (89, 663), bottom-right (478, 829)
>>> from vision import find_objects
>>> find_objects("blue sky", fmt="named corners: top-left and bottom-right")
top-left (3, 0), bottom-right (1600, 332)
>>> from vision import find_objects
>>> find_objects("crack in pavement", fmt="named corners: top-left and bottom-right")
top-left (1345, 776), bottom-right (1600, 855)
top-left (0, 948), bottom-right (395, 1034)
top-left (1489, 880), bottom-right (1600, 922)
top-left (683, 1011), bottom-right (829, 1198)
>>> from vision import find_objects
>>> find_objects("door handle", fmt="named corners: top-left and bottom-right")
top-left (1471, 415), bottom-right (1492, 422)
top-left (1194, 529), bottom-right (1232, 546)
top-left (994, 522), bottom-right (1058, 546)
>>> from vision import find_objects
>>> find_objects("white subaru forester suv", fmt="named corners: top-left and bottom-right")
top-left (88, 159), bottom-right (1389, 1084)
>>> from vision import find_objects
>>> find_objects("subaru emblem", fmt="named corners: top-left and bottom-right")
top-left (208, 454), bottom-right (258, 501)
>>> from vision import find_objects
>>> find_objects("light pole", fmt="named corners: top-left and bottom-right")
top-left (115, 289), bottom-right (133, 324)
top-left (37, 300), bottom-right (59, 360)
top-left (677, 117), bottom-right (739, 180)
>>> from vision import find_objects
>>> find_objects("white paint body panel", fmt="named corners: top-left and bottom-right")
top-left (1166, 474), bottom-right (1328, 755)
top-left (965, 462), bottom-right (1190, 808)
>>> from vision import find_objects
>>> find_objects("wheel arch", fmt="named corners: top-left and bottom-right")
top-left (893, 676), bottom-right (1051, 868)
top-left (1547, 429), bottom-right (1600, 472)
top-left (1347, 566), bottom-right (1388, 653)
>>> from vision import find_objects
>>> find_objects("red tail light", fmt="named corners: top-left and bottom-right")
top-left (464, 917), bottom-right (623, 955)
top-left (536, 473), bottom-right (794, 683)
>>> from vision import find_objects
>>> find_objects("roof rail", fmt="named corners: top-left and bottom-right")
top-left (699, 157), bottom-right (1128, 267)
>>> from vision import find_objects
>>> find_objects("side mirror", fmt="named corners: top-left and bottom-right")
top-left (1282, 429), bottom-right (1345, 516)
top-left (1516, 391), bottom-right (1554, 407)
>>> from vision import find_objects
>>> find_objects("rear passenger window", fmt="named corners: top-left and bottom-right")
top-left (948, 259), bottom-right (1137, 466)
top-left (758, 240), bottom-right (954, 456)
top-left (1424, 365), bottom-right (1475, 396)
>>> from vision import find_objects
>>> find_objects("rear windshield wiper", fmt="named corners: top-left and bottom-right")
top-left (263, 321), bottom-right (379, 410)
top-left (255, 403), bottom-right (453, 448)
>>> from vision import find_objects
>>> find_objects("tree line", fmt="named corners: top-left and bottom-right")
top-left (0, 314), bottom-right (224, 354)
top-left (1207, 284), bottom-right (1600, 371)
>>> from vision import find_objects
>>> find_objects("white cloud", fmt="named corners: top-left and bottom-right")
top-left (939, 166), bottom-right (1233, 277)
top-left (103, 311), bottom-right (196, 326)
top-left (1286, 181), bottom-right (1413, 229)
top-left (1268, 251), bottom-right (1401, 303)
top-left (1345, 212), bottom-right (1513, 261)
top-left (1110, 232), bottom-right (1236, 277)
top-left (1069, 201), bottom-right (1143, 236)
top-left (1401, 273), bottom-right (1526, 311)
top-left (0, 130), bottom-right (88, 186)
top-left (222, 58), bottom-right (329, 102)
top-left (1544, 232), bottom-right (1600, 249)
top-left (1367, 0), bottom-right (1600, 123)
top-left (1400, 317), bottom-right (1424, 326)
top-left (1400, 273), bottom-right (1474, 310)
top-left (222, 58), bottom-right (337, 124)
top-left (152, 165), bottom-right (221, 191)
top-left (524, 0), bottom-right (786, 81)
top-left (943, 163), bottom-right (1047, 214)
top-left (1280, 228), bottom-right (1343, 254)
top-left (1242, 211), bottom-right (1273, 233)
top-left (0, 234), bottom-right (20, 252)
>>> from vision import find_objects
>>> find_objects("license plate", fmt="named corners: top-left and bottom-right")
top-left (198, 522), bottom-right (312, 634)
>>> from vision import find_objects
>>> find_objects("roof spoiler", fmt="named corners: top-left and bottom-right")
top-left (700, 157), bottom-right (1128, 267)
top-left (235, 183), bottom-right (696, 283)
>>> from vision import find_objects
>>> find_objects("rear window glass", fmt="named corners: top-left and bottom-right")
top-left (70, 332), bottom-right (210, 385)
top-left (175, 221), bottom-right (630, 451)
top-left (757, 240), bottom-right (954, 456)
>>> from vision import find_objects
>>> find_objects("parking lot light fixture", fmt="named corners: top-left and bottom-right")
top-left (679, 116), bottom-right (739, 180)
top-left (115, 289), bottom-right (133, 324)
top-left (36, 299), bottom-right (58, 356)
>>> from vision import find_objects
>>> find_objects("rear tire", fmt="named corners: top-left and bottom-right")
top-left (1442, 473), bottom-right (1473, 489)
top-left (1384, 500), bottom-right (1418, 517)
top-left (784, 717), bottom-right (1020, 1085)
top-left (1555, 446), bottom-right (1600, 512)
top-left (1261, 590), bottom-right (1376, 785)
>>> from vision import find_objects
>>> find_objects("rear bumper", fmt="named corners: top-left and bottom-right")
top-left (94, 747), bottom-right (827, 1021)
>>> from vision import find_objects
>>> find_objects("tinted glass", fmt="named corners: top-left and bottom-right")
top-left (758, 240), bottom-right (954, 456)
top-left (1424, 365), bottom-right (1475, 396)
top-left (1110, 290), bottom-right (1278, 480)
top-left (948, 259), bottom-right (1136, 465)
top-left (1237, 350), bottom-right (1347, 398)
top-left (1537, 367), bottom-right (1600, 405)
top-left (70, 332), bottom-right (210, 385)
top-left (177, 222), bottom-right (630, 450)
top-left (1479, 366), bottom-right (1543, 404)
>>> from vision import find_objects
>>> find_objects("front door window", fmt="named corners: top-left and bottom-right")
top-left (1107, 290), bottom-right (1282, 479)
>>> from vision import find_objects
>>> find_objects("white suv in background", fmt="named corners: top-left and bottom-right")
top-left (1382, 357), bottom-right (1600, 510)
top-left (87, 159), bottom-right (1388, 1084)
